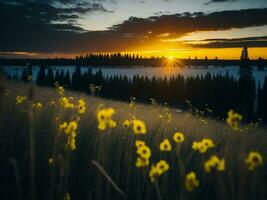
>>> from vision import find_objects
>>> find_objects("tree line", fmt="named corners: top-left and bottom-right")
top-left (5, 63), bottom-right (265, 124)
top-left (1, 52), bottom-right (266, 69)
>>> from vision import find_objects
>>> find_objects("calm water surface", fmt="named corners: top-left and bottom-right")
top-left (1, 66), bottom-right (267, 86)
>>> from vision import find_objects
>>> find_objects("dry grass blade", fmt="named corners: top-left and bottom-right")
top-left (91, 160), bottom-right (125, 197)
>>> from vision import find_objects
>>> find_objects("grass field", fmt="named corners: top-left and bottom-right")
top-left (0, 79), bottom-right (267, 200)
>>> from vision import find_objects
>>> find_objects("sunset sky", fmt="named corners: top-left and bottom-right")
top-left (1, 0), bottom-right (267, 59)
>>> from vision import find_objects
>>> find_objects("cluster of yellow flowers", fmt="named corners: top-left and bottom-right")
top-left (77, 99), bottom-right (86, 114)
top-left (185, 171), bottom-right (200, 192)
top-left (149, 160), bottom-right (169, 182)
top-left (32, 102), bottom-right (43, 111)
top-left (60, 97), bottom-right (74, 109)
top-left (192, 138), bottom-right (215, 153)
top-left (59, 121), bottom-right (78, 151)
top-left (96, 108), bottom-right (116, 131)
top-left (245, 151), bottom-right (263, 171)
top-left (135, 140), bottom-right (151, 167)
top-left (227, 110), bottom-right (242, 131)
top-left (15, 95), bottom-right (27, 104)
top-left (123, 118), bottom-right (147, 134)
top-left (204, 155), bottom-right (225, 173)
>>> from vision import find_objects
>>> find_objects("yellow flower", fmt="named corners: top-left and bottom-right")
top-left (185, 171), bottom-right (200, 192)
top-left (108, 120), bottom-right (117, 129)
top-left (132, 119), bottom-right (146, 134)
top-left (16, 95), bottom-right (27, 104)
top-left (98, 122), bottom-right (106, 131)
top-left (27, 75), bottom-right (32, 81)
top-left (32, 102), bottom-right (43, 110)
top-left (159, 139), bottom-right (172, 151)
top-left (59, 121), bottom-right (78, 151)
top-left (204, 155), bottom-right (225, 173)
top-left (245, 151), bottom-right (263, 171)
top-left (192, 139), bottom-right (214, 154)
top-left (123, 119), bottom-right (131, 127)
top-left (135, 157), bottom-right (149, 168)
top-left (149, 160), bottom-right (169, 182)
top-left (156, 160), bottom-right (169, 175)
top-left (59, 122), bottom-right (68, 130)
top-left (201, 139), bottom-right (215, 148)
top-left (227, 110), bottom-right (242, 131)
top-left (96, 108), bottom-right (116, 131)
top-left (149, 165), bottom-right (158, 182)
top-left (137, 145), bottom-right (151, 159)
top-left (173, 132), bottom-right (185, 143)
top-left (60, 97), bottom-right (74, 109)
top-left (135, 140), bottom-right (146, 148)
top-left (64, 121), bottom-right (78, 135)
top-left (77, 99), bottom-right (86, 114)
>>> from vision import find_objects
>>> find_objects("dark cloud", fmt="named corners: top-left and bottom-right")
top-left (1, 4), bottom-right (267, 54)
top-left (188, 36), bottom-right (267, 48)
top-left (204, 0), bottom-right (238, 5)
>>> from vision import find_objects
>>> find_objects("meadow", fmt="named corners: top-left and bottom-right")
top-left (0, 78), bottom-right (267, 200)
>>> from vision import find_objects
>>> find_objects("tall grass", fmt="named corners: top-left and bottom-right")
top-left (0, 80), bottom-right (267, 200)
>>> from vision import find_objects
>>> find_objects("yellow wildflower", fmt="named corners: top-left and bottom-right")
top-left (136, 145), bottom-right (151, 159)
top-left (77, 99), bottom-right (86, 114)
top-left (96, 108), bottom-right (116, 131)
top-left (59, 121), bottom-right (78, 151)
top-left (192, 139), bottom-right (214, 153)
top-left (59, 122), bottom-right (68, 130)
top-left (204, 155), bottom-right (225, 173)
top-left (185, 171), bottom-right (200, 192)
top-left (132, 119), bottom-right (146, 134)
top-left (173, 132), bottom-right (185, 143)
top-left (149, 164), bottom-right (158, 182)
top-left (123, 119), bottom-right (131, 127)
top-left (149, 160), bottom-right (169, 182)
top-left (32, 102), bottom-right (43, 110)
top-left (227, 110), bottom-right (242, 131)
top-left (16, 95), bottom-right (27, 104)
top-left (156, 160), bottom-right (169, 175)
top-left (245, 151), bottom-right (263, 171)
top-left (202, 139), bottom-right (215, 148)
top-left (159, 139), bottom-right (172, 151)
top-left (64, 121), bottom-right (78, 135)
top-left (60, 97), bottom-right (74, 109)
top-left (135, 157), bottom-right (149, 168)
top-left (135, 140), bottom-right (146, 148)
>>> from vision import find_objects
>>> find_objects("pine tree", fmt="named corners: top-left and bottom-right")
top-left (238, 46), bottom-right (255, 121)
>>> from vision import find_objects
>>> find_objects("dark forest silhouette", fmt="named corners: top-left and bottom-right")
top-left (1, 52), bottom-right (267, 69)
top-left (3, 47), bottom-right (267, 123)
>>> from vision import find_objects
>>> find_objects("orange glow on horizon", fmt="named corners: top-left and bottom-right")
top-left (1, 47), bottom-right (267, 60)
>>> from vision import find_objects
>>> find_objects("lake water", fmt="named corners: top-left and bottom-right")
top-left (1, 66), bottom-right (267, 86)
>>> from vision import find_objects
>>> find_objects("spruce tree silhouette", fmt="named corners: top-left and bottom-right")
top-left (238, 46), bottom-right (255, 121)
top-left (36, 65), bottom-right (46, 85)
top-left (262, 77), bottom-right (267, 123)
